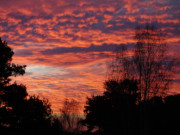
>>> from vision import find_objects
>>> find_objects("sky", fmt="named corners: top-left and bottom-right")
top-left (0, 0), bottom-right (180, 113)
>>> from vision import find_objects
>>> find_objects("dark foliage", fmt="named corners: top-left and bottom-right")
top-left (83, 79), bottom-right (180, 135)
top-left (83, 79), bottom-right (140, 134)
top-left (0, 38), bottom-right (26, 88)
top-left (0, 38), bottom-right (62, 134)
top-left (83, 24), bottom-right (178, 135)
top-left (12, 95), bottom-right (52, 134)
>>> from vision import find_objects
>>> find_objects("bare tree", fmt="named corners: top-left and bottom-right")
top-left (60, 98), bottom-right (82, 133)
top-left (109, 24), bottom-right (173, 101)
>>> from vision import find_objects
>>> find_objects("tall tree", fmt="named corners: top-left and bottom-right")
top-left (0, 38), bottom-right (26, 104)
top-left (0, 38), bottom-right (58, 134)
top-left (109, 24), bottom-right (173, 101)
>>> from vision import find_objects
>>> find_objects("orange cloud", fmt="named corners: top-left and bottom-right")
top-left (0, 0), bottom-right (180, 113)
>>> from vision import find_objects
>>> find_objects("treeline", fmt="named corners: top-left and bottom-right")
top-left (0, 38), bottom-right (61, 134)
top-left (82, 79), bottom-right (180, 135)
top-left (81, 24), bottom-right (179, 135)
top-left (0, 37), bottom-right (81, 135)
top-left (0, 23), bottom-right (179, 135)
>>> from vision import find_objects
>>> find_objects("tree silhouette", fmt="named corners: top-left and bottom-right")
top-left (0, 38), bottom-right (26, 104)
top-left (109, 24), bottom-right (173, 101)
top-left (83, 79), bottom-right (139, 134)
top-left (0, 38), bottom-right (27, 131)
top-left (83, 81), bottom-right (180, 135)
top-left (83, 24), bottom-right (177, 135)
top-left (163, 94), bottom-right (180, 134)
top-left (60, 98), bottom-right (81, 133)
top-left (14, 95), bottom-right (53, 134)
top-left (0, 38), bottom-right (60, 134)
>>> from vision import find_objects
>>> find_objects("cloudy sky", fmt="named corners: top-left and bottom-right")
top-left (0, 0), bottom-right (180, 113)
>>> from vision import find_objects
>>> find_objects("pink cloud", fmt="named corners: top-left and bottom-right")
top-left (0, 0), bottom-right (180, 113)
